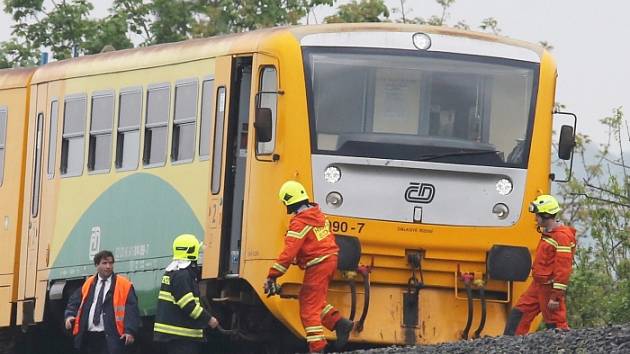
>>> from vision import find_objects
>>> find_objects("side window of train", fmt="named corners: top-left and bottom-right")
top-left (211, 86), bottom-right (226, 194)
top-left (257, 67), bottom-right (278, 155)
top-left (116, 87), bottom-right (142, 171)
top-left (172, 79), bottom-right (198, 163)
top-left (88, 91), bottom-right (114, 173)
top-left (199, 78), bottom-right (215, 160)
top-left (0, 107), bottom-right (7, 186)
top-left (31, 113), bottom-right (44, 216)
top-left (47, 100), bottom-right (58, 179)
top-left (60, 95), bottom-right (87, 177)
top-left (144, 83), bottom-right (170, 167)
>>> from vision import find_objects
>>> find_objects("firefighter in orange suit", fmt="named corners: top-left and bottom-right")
top-left (504, 195), bottom-right (577, 335)
top-left (264, 180), bottom-right (354, 353)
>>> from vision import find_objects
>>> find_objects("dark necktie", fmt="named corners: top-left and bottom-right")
top-left (93, 279), bottom-right (106, 326)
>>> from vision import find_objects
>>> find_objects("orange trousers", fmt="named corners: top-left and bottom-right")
top-left (514, 280), bottom-right (568, 335)
top-left (299, 255), bottom-right (341, 353)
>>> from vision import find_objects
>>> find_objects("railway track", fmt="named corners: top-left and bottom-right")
top-left (4, 323), bottom-right (629, 354)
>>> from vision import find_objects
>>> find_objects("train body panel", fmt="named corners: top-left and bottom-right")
top-left (0, 68), bottom-right (35, 327)
top-left (1, 24), bottom-right (566, 348)
top-left (18, 58), bottom-right (218, 323)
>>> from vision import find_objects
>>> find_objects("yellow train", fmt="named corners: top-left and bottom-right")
top-left (0, 23), bottom-right (575, 352)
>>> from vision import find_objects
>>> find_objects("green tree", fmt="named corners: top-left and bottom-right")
top-left (82, 14), bottom-right (134, 55)
top-left (150, 0), bottom-right (196, 44)
top-left (2, 0), bottom-right (338, 65)
top-left (4, 0), bottom-right (98, 60)
top-left (111, 0), bottom-right (154, 44)
top-left (479, 17), bottom-right (501, 35)
top-left (389, 0), bottom-right (502, 33)
top-left (556, 107), bottom-right (630, 327)
top-left (324, 0), bottom-right (389, 23)
top-left (193, 0), bottom-right (334, 37)
top-left (0, 38), bottom-right (39, 68)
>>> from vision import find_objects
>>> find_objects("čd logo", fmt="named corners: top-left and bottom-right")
top-left (404, 182), bottom-right (435, 203)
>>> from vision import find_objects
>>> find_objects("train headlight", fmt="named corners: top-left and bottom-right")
top-left (492, 203), bottom-right (509, 219)
top-left (324, 166), bottom-right (341, 183)
top-left (412, 32), bottom-right (432, 50)
top-left (326, 192), bottom-right (343, 208)
top-left (496, 178), bottom-right (513, 195)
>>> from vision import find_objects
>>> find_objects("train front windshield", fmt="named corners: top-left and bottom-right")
top-left (304, 48), bottom-right (539, 168)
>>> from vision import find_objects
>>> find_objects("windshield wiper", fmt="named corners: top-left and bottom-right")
top-left (417, 150), bottom-right (501, 162)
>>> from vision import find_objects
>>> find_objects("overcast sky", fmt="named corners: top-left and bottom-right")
top-left (1, 0), bottom-right (627, 147)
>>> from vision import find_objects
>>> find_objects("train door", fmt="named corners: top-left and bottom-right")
top-left (0, 86), bottom-right (30, 327)
top-left (17, 83), bottom-right (47, 325)
top-left (205, 56), bottom-right (252, 278)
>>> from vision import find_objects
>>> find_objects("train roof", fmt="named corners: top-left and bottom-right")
top-left (0, 67), bottom-right (35, 89)
top-left (31, 23), bottom-right (545, 84)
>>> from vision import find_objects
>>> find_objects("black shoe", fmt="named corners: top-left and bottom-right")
top-left (334, 318), bottom-right (354, 349)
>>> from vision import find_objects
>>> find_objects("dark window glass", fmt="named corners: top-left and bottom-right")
top-left (144, 85), bottom-right (170, 166)
top-left (173, 123), bottom-right (195, 162)
top-left (257, 67), bottom-right (278, 155)
top-left (211, 86), bottom-right (226, 194)
top-left (32, 113), bottom-right (44, 216)
top-left (88, 93), bottom-right (114, 172)
top-left (60, 96), bottom-right (87, 176)
top-left (199, 79), bottom-right (215, 158)
top-left (0, 109), bottom-right (7, 186)
top-left (116, 89), bottom-right (142, 170)
top-left (306, 50), bottom-right (537, 168)
top-left (144, 126), bottom-right (167, 165)
top-left (47, 101), bottom-right (58, 178)
top-left (91, 135), bottom-right (112, 171)
top-left (172, 80), bottom-right (198, 162)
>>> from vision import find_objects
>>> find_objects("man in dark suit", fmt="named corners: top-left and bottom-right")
top-left (65, 250), bottom-right (140, 354)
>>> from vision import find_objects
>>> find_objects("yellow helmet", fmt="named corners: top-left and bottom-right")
top-left (528, 195), bottom-right (561, 215)
top-left (278, 180), bottom-right (309, 206)
top-left (172, 234), bottom-right (201, 261)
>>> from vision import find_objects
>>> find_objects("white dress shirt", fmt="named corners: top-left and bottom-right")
top-left (87, 275), bottom-right (112, 332)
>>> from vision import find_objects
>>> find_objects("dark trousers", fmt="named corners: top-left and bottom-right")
top-left (166, 339), bottom-right (201, 354)
top-left (81, 331), bottom-right (109, 354)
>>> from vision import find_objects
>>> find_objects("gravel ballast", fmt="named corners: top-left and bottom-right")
top-left (339, 324), bottom-right (630, 354)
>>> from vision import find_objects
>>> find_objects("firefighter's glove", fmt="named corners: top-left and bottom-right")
top-left (550, 289), bottom-right (565, 302)
top-left (264, 277), bottom-right (281, 297)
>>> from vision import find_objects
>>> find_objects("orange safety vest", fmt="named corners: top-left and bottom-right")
top-left (73, 274), bottom-right (132, 336)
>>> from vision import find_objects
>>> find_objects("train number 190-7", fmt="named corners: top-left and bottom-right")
top-left (330, 221), bottom-right (365, 234)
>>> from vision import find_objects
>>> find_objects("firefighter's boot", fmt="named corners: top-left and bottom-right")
top-left (334, 318), bottom-right (354, 349)
top-left (503, 308), bottom-right (524, 336)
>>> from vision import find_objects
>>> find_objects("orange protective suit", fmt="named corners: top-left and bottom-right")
top-left (514, 224), bottom-right (577, 334)
top-left (267, 203), bottom-right (341, 352)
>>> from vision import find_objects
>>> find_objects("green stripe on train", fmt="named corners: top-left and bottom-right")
top-left (49, 173), bottom-right (204, 315)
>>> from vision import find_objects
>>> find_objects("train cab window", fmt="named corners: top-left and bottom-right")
top-left (116, 88), bottom-right (142, 171)
top-left (0, 108), bottom-right (7, 186)
top-left (256, 67), bottom-right (278, 155)
top-left (47, 101), bottom-right (58, 178)
top-left (199, 78), bottom-right (215, 159)
top-left (88, 92), bottom-right (114, 173)
top-left (144, 84), bottom-right (170, 167)
top-left (60, 95), bottom-right (87, 177)
top-left (172, 80), bottom-right (198, 163)
top-left (211, 86), bottom-right (226, 194)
